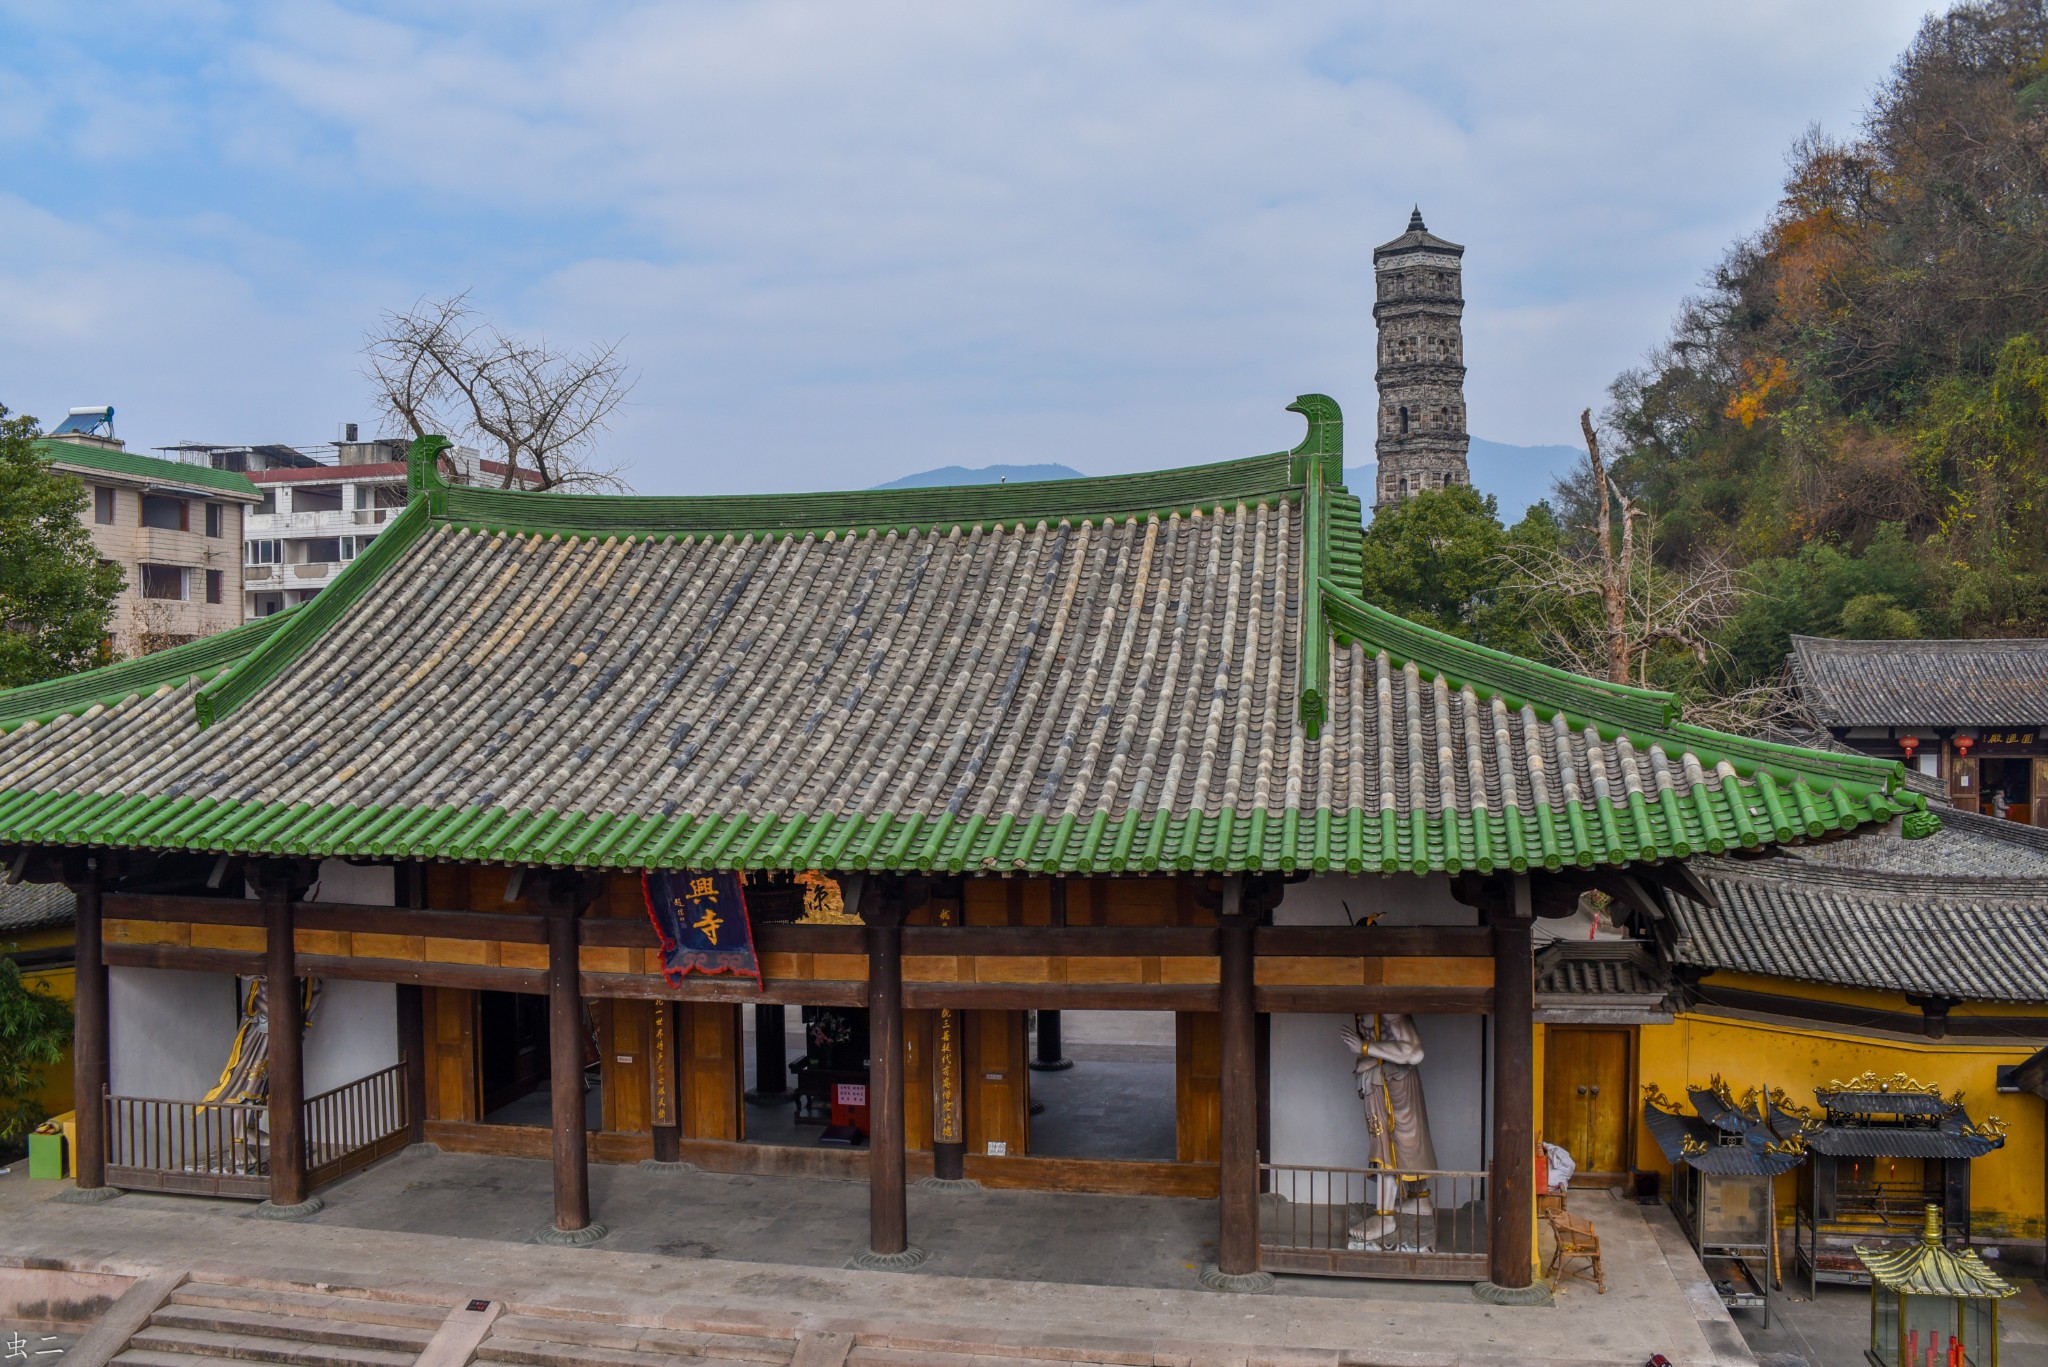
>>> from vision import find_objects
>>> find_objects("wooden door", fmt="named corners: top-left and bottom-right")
top-left (680, 1002), bottom-right (745, 1142)
top-left (964, 1010), bottom-right (1030, 1157)
top-left (600, 999), bottom-right (652, 1135)
top-left (1175, 1011), bottom-right (1221, 1164)
top-left (1951, 753), bottom-right (1981, 813)
top-left (2033, 759), bottom-right (2048, 828)
top-left (1541, 1027), bottom-right (1632, 1180)
top-left (423, 987), bottom-right (480, 1122)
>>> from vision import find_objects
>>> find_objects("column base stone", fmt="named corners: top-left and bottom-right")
top-left (1027, 1058), bottom-right (1074, 1072)
top-left (536, 1221), bottom-right (610, 1247)
top-left (1472, 1278), bottom-right (1554, 1306)
top-left (1198, 1265), bottom-right (1275, 1294)
top-left (848, 1246), bottom-right (929, 1272)
top-left (638, 1160), bottom-right (698, 1175)
top-left (914, 1176), bottom-right (982, 1193)
top-left (53, 1184), bottom-right (123, 1205)
top-left (250, 1196), bottom-right (325, 1221)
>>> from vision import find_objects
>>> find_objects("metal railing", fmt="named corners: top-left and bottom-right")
top-left (306, 1061), bottom-right (410, 1187)
top-left (105, 1094), bottom-right (270, 1199)
top-left (1257, 1162), bottom-right (1490, 1280)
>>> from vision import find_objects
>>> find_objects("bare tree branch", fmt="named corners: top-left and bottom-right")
top-left (362, 296), bottom-right (636, 492)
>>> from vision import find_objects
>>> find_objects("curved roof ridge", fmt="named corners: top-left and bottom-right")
top-left (0, 608), bottom-right (301, 730)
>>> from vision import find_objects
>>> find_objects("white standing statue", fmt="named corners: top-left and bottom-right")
top-left (1339, 1013), bottom-right (1439, 1250)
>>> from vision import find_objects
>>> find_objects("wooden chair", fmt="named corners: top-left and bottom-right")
top-left (1545, 1208), bottom-right (1605, 1293)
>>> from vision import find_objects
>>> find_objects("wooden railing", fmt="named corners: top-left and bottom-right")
top-left (1257, 1162), bottom-right (1489, 1281)
top-left (103, 1060), bottom-right (412, 1200)
top-left (105, 1093), bottom-right (270, 1199)
top-left (306, 1061), bottom-right (411, 1187)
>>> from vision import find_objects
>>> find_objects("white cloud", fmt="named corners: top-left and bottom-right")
top-left (0, 0), bottom-right (1931, 489)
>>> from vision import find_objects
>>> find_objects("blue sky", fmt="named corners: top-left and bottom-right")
top-left (2, 2), bottom-right (1930, 495)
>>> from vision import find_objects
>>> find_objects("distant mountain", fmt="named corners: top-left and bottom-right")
top-left (874, 463), bottom-right (1085, 490)
top-left (1360, 437), bottom-right (1582, 523)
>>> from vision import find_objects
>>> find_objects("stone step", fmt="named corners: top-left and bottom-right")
top-left (125, 1324), bottom-right (419, 1367)
top-left (852, 1349), bottom-right (1133, 1367)
top-left (489, 1314), bottom-right (796, 1363)
top-left (478, 1337), bottom-right (736, 1367)
top-left (113, 1352), bottom-right (256, 1367)
top-left (169, 1283), bottom-right (451, 1331)
top-left (149, 1304), bottom-right (435, 1354)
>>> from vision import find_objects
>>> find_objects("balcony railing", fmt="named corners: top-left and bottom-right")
top-left (1257, 1162), bottom-right (1490, 1281)
top-left (103, 1061), bottom-right (411, 1201)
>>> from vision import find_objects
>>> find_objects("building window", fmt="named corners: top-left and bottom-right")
top-left (94, 486), bottom-right (117, 525)
top-left (256, 489), bottom-right (278, 515)
top-left (1399, 406), bottom-right (1410, 435)
top-left (205, 569), bottom-right (224, 604)
top-left (305, 537), bottom-right (343, 563)
top-left (205, 503), bottom-right (224, 537)
top-left (139, 564), bottom-right (187, 600)
top-left (140, 494), bottom-right (187, 531)
top-left (295, 485), bottom-right (344, 514)
top-left (246, 540), bottom-right (281, 566)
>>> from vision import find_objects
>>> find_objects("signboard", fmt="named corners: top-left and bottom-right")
top-left (642, 871), bottom-right (762, 987)
top-left (835, 1082), bottom-right (868, 1108)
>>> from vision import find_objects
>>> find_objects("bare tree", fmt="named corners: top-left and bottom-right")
top-left (1504, 409), bottom-right (1743, 688)
top-left (364, 294), bottom-right (634, 492)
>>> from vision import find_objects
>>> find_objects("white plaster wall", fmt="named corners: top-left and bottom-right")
top-left (304, 979), bottom-right (399, 1095)
top-left (1268, 874), bottom-right (1488, 1174)
top-left (109, 967), bottom-right (241, 1101)
top-left (302, 858), bottom-right (399, 1093)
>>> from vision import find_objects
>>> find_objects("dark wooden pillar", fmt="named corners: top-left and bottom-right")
top-left (1030, 881), bottom-right (1073, 1072)
top-left (64, 862), bottom-right (113, 1200)
top-left (539, 900), bottom-right (605, 1243)
top-left (1478, 875), bottom-right (1545, 1302)
top-left (1205, 874), bottom-right (1272, 1290)
top-left (260, 869), bottom-right (314, 1214)
top-left (853, 877), bottom-right (925, 1269)
top-left (747, 1003), bottom-right (791, 1104)
top-left (397, 862), bottom-right (428, 1145)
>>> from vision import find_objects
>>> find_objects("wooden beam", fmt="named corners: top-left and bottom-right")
top-left (1255, 985), bottom-right (1494, 1015)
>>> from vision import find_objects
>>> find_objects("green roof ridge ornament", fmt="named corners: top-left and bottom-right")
top-left (408, 434), bottom-right (452, 498)
top-left (1285, 393), bottom-right (1343, 485)
top-left (1901, 808), bottom-right (1942, 840)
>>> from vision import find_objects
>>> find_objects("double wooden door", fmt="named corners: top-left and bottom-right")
top-left (1543, 1026), bottom-right (1632, 1181)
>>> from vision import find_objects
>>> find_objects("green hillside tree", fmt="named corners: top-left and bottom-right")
top-left (0, 407), bottom-right (123, 688)
top-left (0, 957), bottom-right (71, 1146)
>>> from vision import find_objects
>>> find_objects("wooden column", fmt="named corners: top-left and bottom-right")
top-left (1030, 881), bottom-right (1072, 1072)
top-left (1479, 875), bottom-right (1545, 1302)
top-left (397, 863), bottom-right (428, 1145)
top-left (260, 871), bottom-right (313, 1214)
top-left (649, 1001), bottom-right (683, 1164)
top-left (853, 878), bottom-right (926, 1269)
top-left (63, 862), bottom-right (113, 1200)
top-left (1205, 874), bottom-right (1271, 1290)
top-left (747, 1004), bottom-right (791, 1104)
top-left (539, 899), bottom-right (605, 1243)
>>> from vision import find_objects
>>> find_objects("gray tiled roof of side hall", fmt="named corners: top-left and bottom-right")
top-left (1790, 634), bottom-right (2048, 728)
top-left (0, 881), bottom-right (74, 935)
top-left (1677, 812), bottom-right (2048, 1002)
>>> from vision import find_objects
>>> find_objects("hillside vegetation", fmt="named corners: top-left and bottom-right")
top-left (1362, 0), bottom-right (2048, 714)
top-left (1612, 0), bottom-right (2048, 691)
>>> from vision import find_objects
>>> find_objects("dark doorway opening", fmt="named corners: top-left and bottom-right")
top-left (1981, 756), bottom-right (2033, 823)
top-left (478, 989), bottom-right (598, 1130)
top-left (742, 1004), bottom-right (870, 1148)
top-left (1028, 1010), bottom-right (1176, 1160)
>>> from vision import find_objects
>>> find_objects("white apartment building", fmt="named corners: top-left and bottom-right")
top-left (162, 428), bottom-right (512, 619)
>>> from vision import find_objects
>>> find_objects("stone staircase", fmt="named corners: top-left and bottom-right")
top-left (84, 1277), bottom-right (1170, 1367)
top-left (110, 1280), bottom-right (444, 1366)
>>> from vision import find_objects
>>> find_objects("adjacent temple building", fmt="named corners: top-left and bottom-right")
top-left (1373, 208), bottom-right (1470, 510)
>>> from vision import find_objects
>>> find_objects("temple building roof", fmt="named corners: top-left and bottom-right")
top-left (0, 880), bottom-right (74, 935)
top-left (1789, 634), bottom-right (2048, 729)
top-left (0, 401), bottom-right (1916, 875)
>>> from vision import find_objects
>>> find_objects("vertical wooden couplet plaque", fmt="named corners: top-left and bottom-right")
top-left (649, 1000), bottom-right (680, 1163)
top-left (931, 894), bottom-right (966, 1181)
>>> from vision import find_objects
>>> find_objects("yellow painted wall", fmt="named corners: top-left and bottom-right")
top-left (1633, 1013), bottom-right (2046, 1243)
top-left (4, 925), bottom-right (76, 1121)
